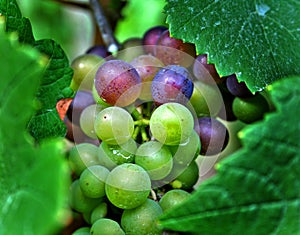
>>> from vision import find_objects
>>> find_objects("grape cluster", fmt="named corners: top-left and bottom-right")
top-left (63, 26), bottom-right (271, 234)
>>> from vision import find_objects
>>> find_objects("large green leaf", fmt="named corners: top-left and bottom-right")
top-left (159, 76), bottom-right (300, 234)
top-left (0, 0), bottom-right (73, 140)
top-left (0, 22), bottom-right (70, 235)
top-left (164, 0), bottom-right (300, 93)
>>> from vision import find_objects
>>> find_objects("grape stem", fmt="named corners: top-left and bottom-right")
top-left (134, 119), bottom-right (150, 126)
top-left (89, 0), bottom-right (119, 52)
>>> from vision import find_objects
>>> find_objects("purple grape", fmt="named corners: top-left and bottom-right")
top-left (142, 25), bottom-right (168, 55)
top-left (94, 60), bottom-right (141, 107)
top-left (195, 117), bottom-right (229, 156)
top-left (155, 30), bottom-right (196, 67)
top-left (86, 45), bottom-right (112, 59)
top-left (193, 54), bottom-right (221, 84)
top-left (67, 90), bottom-right (95, 125)
top-left (226, 74), bottom-right (253, 97)
top-left (151, 65), bottom-right (194, 104)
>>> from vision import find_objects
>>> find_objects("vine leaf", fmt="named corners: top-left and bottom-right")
top-left (164, 0), bottom-right (300, 93)
top-left (0, 0), bottom-right (73, 140)
top-left (159, 75), bottom-right (300, 234)
top-left (0, 22), bottom-right (70, 235)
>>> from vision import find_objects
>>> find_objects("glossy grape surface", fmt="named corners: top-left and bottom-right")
top-left (98, 138), bottom-right (136, 170)
top-left (94, 60), bottom-right (141, 106)
top-left (130, 54), bottom-right (164, 101)
top-left (94, 107), bottom-right (134, 145)
top-left (71, 54), bottom-right (104, 90)
top-left (121, 199), bottom-right (163, 235)
top-left (68, 143), bottom-right (100, 176)
top-left (79, 165), bottom-right (110, 198)
top-left (151, 65), bottom-right (194, 104)
top-left (193, 54), bottom-right (221, 84)
top-left (196, 117), bottom-right (229, 156)
top-left (69, 180), bottom-right (103, 213)
top-left (189, 80), bottom-right (223, 117)
top-left (79, 104), bottom-right (104, 139)
top-left (155, 30), bottom-right (196, 67)
top-left (232, 93), bottom-right (269, 123)
top-left (150, 102), bottom-right (194, 145)
top-left (90, 218), bottom-right (125, 235)
top-left (226, 74), bottom-right (253, 97)
top-left (67, 90), bottom-right (95, 126)
top-left (159, 189), bottom-right (190, 212)
top-left (135, 141), bottom-right (173, 180)
top-left (142, 25), bottom-right (168, 55)
top-left (105, 163), bottom-right (151, 209)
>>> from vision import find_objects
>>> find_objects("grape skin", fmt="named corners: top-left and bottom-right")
top-left (155, 30), bottom-right (196, 67)
top-left (195, 117), bottom-right (229, 156)
top-left (94, 60), bottom-right (141, 107)
top-left (94, 106), bottom-right (134, 145)
top-left (151, 65), bottom-right (194, 105)
top-left (135, 141), bottom-right (173, 180)
top-left (150, 102), bottom-right (194, 146)
top-left (121, 199), bottom-right (163, 235)
top-left (105, 163), bottom-right (151, 209)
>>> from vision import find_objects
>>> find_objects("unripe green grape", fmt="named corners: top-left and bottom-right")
top-left (69, 180), bottom-right (103, 213)
top-left (79, 165), bottom-right (110, 198)
top-left (135, 141), bottom-right (173, 180)
top-left (121, 199), bottom-right (163, 235)
top-left (79, 104), bottom-right (105, 139)
top-left (68, 143), bottom-right (100, 176)
top-left (232, 93), bottom-right (269, 123)
top-left (90, 202), bottom-right (108, 224)
top-left (159, 189), bottom-right (190, 212)
top-left (90, 218), bottom-right (125, 235)
top-left (190, 80), bottom-right (223, 117)
top-left (70, 54), bottom-right (104, 91)
top-left (94, 107), bottom-right (134, 145)
top-left (172, 161), bottom-right (199, 190)
top-left (105, 163), bottom-right (151, 209)
top-left (98, 138), bottom-right (136, 170)
top-left (72, 227), bottom-right (90, 235)
top-left (150, 102), bottom-right (194, 145)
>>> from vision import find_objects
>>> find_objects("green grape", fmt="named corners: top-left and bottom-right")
top-left (70, 54), bottom-right (104, 91)
top-left (121, 199), bottom-right (163, 235)
top-left (79, 165), bottom-right (110, 198)
top-left (159, 189), bottom-right (190, 212)
top-left (105, 163), bottom-right (151, 209)
top-left (94, 106), bottom-right (134, 145)
top-left (79, 104), bottom-right (105, 139)
top-left (69, 180), bottom-right (103, 213)
top-left (98, 138), bottom-right (136, 170)
top-left (167, 130), bottom-right (200, 181)
top-left (68, 143), bottom-right (100, 176)
top-left (90, 202), bottom-right (108, 224)
top-left (232, 93), bottom-right (269, 123)
top-left (72, 227), bottom-right (90, 235)
top-left (169, 130), bottom-right (200, 165)
top-left (90, 218), bottom-right (125, 235)
top-left (172, 160), bottom-right (199, 190)
top-left (190, 80), bottom-right (223, 117)
top-left (135, 141), bottom-right (173, 180)
top-left (150, 102), bottom-right (194, 145)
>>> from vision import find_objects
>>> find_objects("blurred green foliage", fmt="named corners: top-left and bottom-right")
top-left (17, 0), bottom-right (94, 60)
